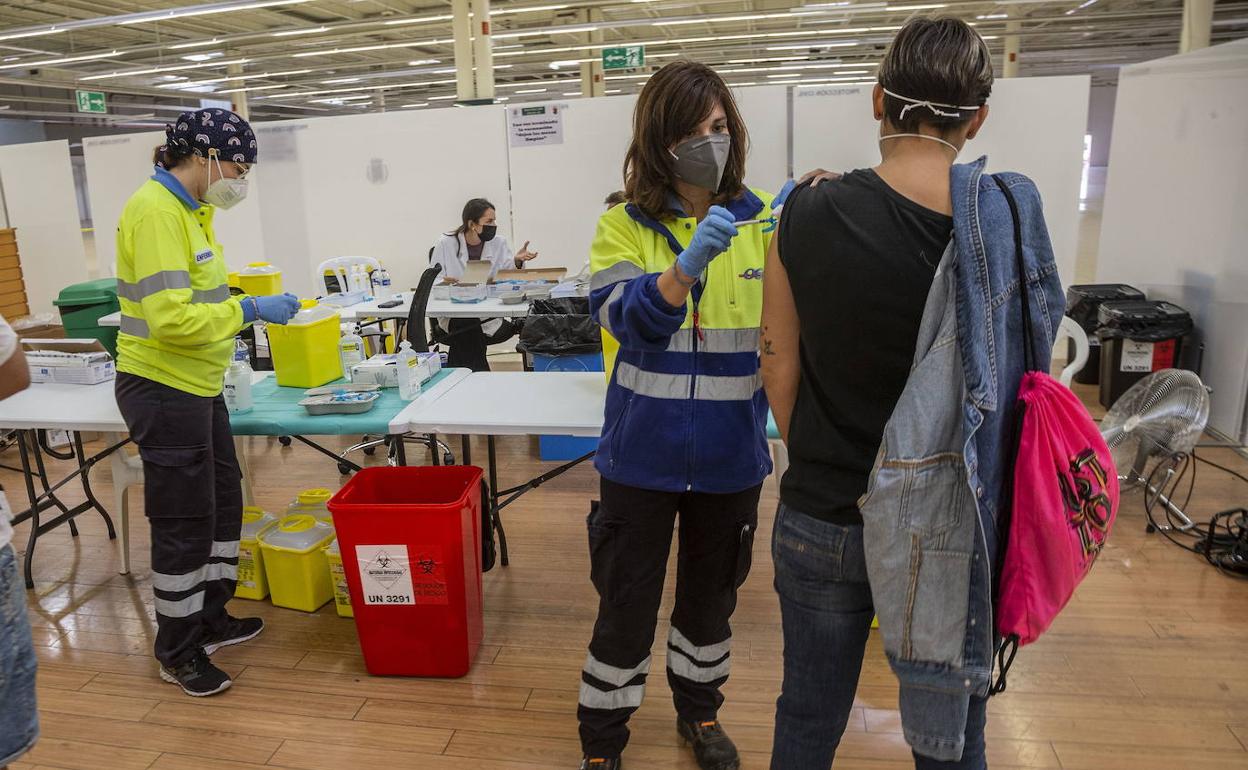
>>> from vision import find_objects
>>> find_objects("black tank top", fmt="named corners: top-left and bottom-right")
top-left (778, 169), bottom-right (952, 525)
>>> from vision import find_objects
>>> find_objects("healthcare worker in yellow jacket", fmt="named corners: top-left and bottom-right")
top-left (577, 62), bottom-right (794, 770)
top-left (114, 109), bottom-right (300, 697)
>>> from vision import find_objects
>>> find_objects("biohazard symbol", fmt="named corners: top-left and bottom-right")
top-left (1057, 449), bottom-right (1112, 561)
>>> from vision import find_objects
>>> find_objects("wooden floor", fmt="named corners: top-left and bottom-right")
top-left (3, 383), bottom-right (1247, 770)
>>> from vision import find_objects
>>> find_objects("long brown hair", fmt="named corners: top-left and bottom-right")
top-left (623, 61), bottom-right (749, 221)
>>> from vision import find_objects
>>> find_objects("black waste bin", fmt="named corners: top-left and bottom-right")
top-left (517, 297), bottom-right (602, 358)
top-left (1096, 300), bottom-right (1193, 408)
top-left (1065, 283), bottom-right (1145, 385)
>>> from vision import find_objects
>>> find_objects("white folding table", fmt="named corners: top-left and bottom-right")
top-left (339, 291), bottom-right (532, 322)
top-left (0, 380), bottom-right (138, 586)
top-left (404, 371), bottom-right (606, 566)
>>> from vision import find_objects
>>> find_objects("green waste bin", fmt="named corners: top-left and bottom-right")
top-left (54, 278), bottom-right (120, 357)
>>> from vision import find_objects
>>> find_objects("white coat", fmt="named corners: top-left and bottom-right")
top-left (431, 232), bottom-right (517, 281)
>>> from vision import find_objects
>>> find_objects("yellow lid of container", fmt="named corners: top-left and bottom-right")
top-left (242, 262), bottom-right (280, 275)
top-left (259, 514), bottom-right (334, 553)
top-left (297, 488), bottom-right (333, 505)
top-left (240, 507), bottom-right (278, 541)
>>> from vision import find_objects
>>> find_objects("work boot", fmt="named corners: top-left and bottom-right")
top-left (677, 719), bottom-right (740, 770)
top-left (203, 616), bottom-right (265, 655)
top-left (578, 757), bottom-right (622, 770)
top-left (159, 650), bottom-right (232, 697)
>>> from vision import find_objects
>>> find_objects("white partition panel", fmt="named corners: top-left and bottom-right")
top-left (508, 96), bottom-right (636, 274)
top-left (0, 140), bottom-right (89, 314)
top-left (793, 76), bottom-right (1090, 287)
top-left (509, 86), bottom-right (791, 274)
top-left (1098, 40), bottom-right (1248, 442)
top-left (256, 107), bottom-right (511, 297)
top-left (83, 132), bottom-right (267, 279)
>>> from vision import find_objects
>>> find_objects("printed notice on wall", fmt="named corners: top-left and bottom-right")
top-left (1120, 340), bottom-right (1154, 373)
top-left (508, 104), bottom-right (565, 147)
top-left (357, 545), bottom-right (416, 605)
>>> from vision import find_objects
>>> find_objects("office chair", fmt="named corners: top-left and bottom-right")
top-left (338, 264), bottom-right (455, 472)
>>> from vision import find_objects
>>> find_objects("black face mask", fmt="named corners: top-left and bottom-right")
top-left (479, 225), bottom-right (498, 243)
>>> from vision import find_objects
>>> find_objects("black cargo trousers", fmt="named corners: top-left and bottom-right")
top-left (578, 476), bottom-right (761, 758)
top-left (116, 373), bottom-right (243, 668)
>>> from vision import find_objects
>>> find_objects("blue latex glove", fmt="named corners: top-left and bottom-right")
top-left (772, 179), bottom-right (797, 212)
top-left (248, 293), bottom-right (301, 325)
top-left (676, 205), bottom-right (738, 278)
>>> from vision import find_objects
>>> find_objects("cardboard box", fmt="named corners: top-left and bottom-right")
top-left (11, 315), bottom-right (64, 339)
top-left (350, 352), bottom-right (438, 389)
top-left (24, 338), bottom-right (116, 385)
top-left (496, 267), bottom-right (567, 282)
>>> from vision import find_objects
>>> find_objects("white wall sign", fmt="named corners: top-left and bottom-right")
top-left (509, 105), bottom-right (566, 147)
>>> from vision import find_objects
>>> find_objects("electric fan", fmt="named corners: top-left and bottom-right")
top-left (1100, 369), bottom-right (1209, 531)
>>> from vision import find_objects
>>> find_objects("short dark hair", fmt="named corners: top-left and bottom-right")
top-left (624, 61), bottom-right (749, 221)
top-left (604, 190), bottom-right (627, 208)
top-left (152, 144), bottom-right (192, 169)
top-left (878, 17), bottom-right (994, 133)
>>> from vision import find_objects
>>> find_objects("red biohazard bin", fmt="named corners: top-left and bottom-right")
top-left (327, 466), bottom-right (484, 677)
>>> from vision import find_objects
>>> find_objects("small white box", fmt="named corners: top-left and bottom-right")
top-left (24, 338), bottom-right (116, 385)
top-left (352, 352), bottom-right (438, 388)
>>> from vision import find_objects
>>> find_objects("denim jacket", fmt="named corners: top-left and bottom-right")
top-left (858, 157), bottom-right (1064, 761)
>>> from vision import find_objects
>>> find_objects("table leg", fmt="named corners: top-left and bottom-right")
top-left (16, 431), bottom-right (41, 589)
top-left (235, 437), bottom-right (256, 508)
top-left (487, 435), bottom-right (508, 567)
top-left (394, 434), bottom-right (408, 467)
top-left (430, 434), bottom-right (440, 466)
top-left (461, 435), bottom-right (472, 467)
top-left (107, 432), bottom-right (141, 576)
top-left (74, 433), bottom-right (116, 540)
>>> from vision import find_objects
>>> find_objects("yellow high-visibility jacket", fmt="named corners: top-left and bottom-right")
top-left (115, 169), bottom-right (249, 397)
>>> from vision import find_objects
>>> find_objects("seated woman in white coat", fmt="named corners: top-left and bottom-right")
top-left (430, 198), bottom-right (538, 370)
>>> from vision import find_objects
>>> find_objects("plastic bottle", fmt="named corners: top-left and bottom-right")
top-left (396, 340), bottom-right (422, 401)
top-left (224, 338), bottom-right (254, 414)
top-left (338, 324), bottom-right (366, 381)
top-left (379, 266), bottom-right (392, 289)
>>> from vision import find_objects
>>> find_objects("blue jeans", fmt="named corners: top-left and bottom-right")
top-left (770, 504), bottom-right (987, 769)
top-left (1, 544), bottom-right (39, 766)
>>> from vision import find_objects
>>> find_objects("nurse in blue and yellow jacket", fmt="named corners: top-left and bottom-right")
top-left (577, 62), bottom-right (786, 770)
top-left (113, 110), bottom-right (300, 698)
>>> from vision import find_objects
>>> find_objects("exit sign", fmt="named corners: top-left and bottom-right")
top-left (76, 90), bottom-right (106, 114)
top-left (602, 46), bottom-right (644, 71)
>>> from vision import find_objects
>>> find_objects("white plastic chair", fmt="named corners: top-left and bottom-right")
top-left (1054, 315), bottom-right (1090, 388)
top-left (316, 256), bottom-right (382, 295)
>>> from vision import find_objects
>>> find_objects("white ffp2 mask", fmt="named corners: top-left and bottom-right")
top-left (203, 155), bottom-right (249, 210)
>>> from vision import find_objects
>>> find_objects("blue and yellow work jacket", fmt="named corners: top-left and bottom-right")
top-left (589, 188), bottom-right (773, 494)
top-left (116, 168), bottom-right (249, 397)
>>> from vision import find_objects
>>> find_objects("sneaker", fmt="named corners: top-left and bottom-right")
top-left (159, 651), bottom-right (232, 697)
top-left (677, 719), bottom-right (739, 770)
top-left (203, 616), bottom-right (265, 656)
top-left (579, 758), bottom-right (622, 770)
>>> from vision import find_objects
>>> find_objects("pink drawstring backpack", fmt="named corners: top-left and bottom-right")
top-left (990, 176), bottom-right (1119, 693)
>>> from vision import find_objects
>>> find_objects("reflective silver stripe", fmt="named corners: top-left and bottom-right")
top-left (578, 681), bottom-right (646, 711)
top-left (590, 261), bottom-right (645, 292)
top-left (693, 372), bottom-right (762, 401)
top-left (191, 284), bottom-right (231, 304)
top-left (119, 315), bottom-right (150, 338)
top-left (667, 647), bottom-right (732, 683)
top-left (117, 270), bottom-right (192, 302)
top-left (211, 540), bottom-right (240, 559)
top-left (670, 627), bottom-right (731, 663)
top-left (154, 590), bottom-right (205, 618)
top-left (616, 362), bottom-right (688, 399)
top-left (583, 653), bottom-right (651, 688)
top-left (666, 328), bottom-right (761, 354)
top-left (151, 562), bottom-right (239, 593)
top-left (616, 362), bottom-right (761, 401)
top-left (597, 282), bottom-right (626, 335)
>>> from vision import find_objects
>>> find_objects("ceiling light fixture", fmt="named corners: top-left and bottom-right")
top-left (429, 94), bottom-right (457, 100)
top-left (271, 26), bottom-right (331, 36)
top-left (293, 39), bottom-right (453, 58)
top-left (384, 14), bottom-right (454, 26)
top-left (1065, 0), bottom-right (1098, 15)
top-left (515, 87), bottom-right (547, 93)
top-left (976, 13), bottom-right (1009, 20)
top-left (168, 39), bottom-right (222, 49)
top-left (82, 57), bottom-right (250, 81)
top-left (181, 51), bottom-right (224, 62)
top-left (217, 83), bottom-right (291, 93)
top-left (0, 29), bottom-right (66, 43)
top-left (0, 49), bottom-right (123, 70)
top-left (118, 0), bottom-right (310, 25)
top-left (322, 77), bottom-right (361, 84)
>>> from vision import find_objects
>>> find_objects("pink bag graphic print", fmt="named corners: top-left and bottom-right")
top-left (996, 373), bottom-right (1119, 646)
